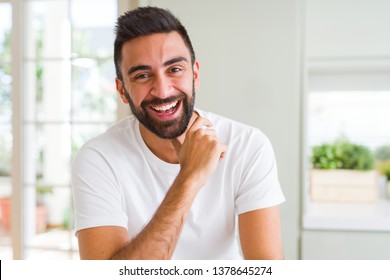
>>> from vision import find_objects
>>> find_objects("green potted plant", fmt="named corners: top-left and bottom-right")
top-left (0, 196), bottom-right (11, 231)
top-left (379, 164), bottom-right (390, 199)
top-left (0, 140), bottom-right (12, 231)
top-left (375, 145), bottom-right (390, 199)
top-left (310, 139), bottom-right (378, 202)
top-left (0, 185), bottom-right (52, 233)
top-left (35, 184), bottom-right (53, 233)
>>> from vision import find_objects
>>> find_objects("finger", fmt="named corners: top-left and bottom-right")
top-left (188, 116), bottom-right (213, 132)
top-left (201, 125), bottom-right (215, 130)
top-left (219, 143), bottom-right (228, 159)
top-left (200, 127), bottom-right (217, 138)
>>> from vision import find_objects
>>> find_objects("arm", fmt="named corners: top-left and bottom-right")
top-left (77, 173), bottom-right (199, 260)
top-left (77, 117), bottom-right (227, 260)
top-left (238, 206), bottom-right (284, 260)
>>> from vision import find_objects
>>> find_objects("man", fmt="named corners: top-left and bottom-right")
top-left (71, 6), bottom-right (285, 260)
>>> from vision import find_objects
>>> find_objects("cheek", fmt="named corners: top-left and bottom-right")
top-left (129, 85), bottom-right (149, 106)
top-left (174, 76), bottom-right (195, 95)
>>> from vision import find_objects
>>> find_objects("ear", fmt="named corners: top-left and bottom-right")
top-left (115, 77), bottom-right (129, 104)
top-left (193, 61), bottom-right (200, 89)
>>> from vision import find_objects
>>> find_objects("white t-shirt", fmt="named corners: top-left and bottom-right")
top-left (71, 109), bottom-right (285, 259)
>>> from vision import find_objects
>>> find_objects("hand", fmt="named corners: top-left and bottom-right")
top-left (171, 116), bottom-right (227, 188)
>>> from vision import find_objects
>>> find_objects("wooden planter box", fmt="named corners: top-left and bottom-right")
top-left (310, 169), bottom-right (379, 202)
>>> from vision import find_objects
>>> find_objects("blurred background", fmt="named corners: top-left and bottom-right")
top-left (1, 0), bottom-right (390, 259)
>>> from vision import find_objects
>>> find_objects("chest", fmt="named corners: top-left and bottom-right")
top-left (116, 159), bottom-right (237, 238)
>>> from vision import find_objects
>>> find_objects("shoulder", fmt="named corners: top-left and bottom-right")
top-left (81, 115), bottom-right (138, 151)
top-left (72, 115), bottom-right (141, 167)
top-left (196, 109), bottom-right (270, 146)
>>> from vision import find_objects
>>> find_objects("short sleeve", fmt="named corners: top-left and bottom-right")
top-left (235, 131), bottom-right (285, 214)
top-left (71, 145), bottom-right (128, 233)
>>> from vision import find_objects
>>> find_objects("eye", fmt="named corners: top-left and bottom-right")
top-left (168, 67), bottom-right (182, 74)
top-left (133, 73), bottom-right (151, 81)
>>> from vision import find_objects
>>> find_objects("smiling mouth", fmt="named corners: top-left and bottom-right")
top-left (151, 100), bottom-right (178, 112)
top-left (149, 100), bottom-right (181, 115)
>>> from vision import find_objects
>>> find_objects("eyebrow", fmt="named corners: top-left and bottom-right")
top-left (163, 56), bottom-right (188, 67)
top-left (126, 56), bottom-right (189, 76)
top-left (127, 65), bottom-right (151, 76)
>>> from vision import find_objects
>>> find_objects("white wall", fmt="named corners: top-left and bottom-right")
top-left (306, 0), bottom-right (390, 59)
top-left (145, 0), bottom-right (303, 259)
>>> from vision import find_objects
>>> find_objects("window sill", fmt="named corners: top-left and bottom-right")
top-left (303, 199), bottom-right (390, 232)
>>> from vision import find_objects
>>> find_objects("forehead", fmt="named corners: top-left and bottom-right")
top-left (121, 31), bottom-right (191, 67)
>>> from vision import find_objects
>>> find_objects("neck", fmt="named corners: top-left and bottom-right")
top-left (139, 112), bottom-right (198, 164)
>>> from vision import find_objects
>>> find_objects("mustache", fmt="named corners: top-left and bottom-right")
top-left (141, 92), bottom-right (186, 108)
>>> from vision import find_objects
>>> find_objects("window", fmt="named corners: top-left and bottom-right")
top-left (1, 0), bottom-right (119, 259)
top-left (308, 90), bottom-right (390, 150)
top-left (304, 77), bottom-right (390, 232)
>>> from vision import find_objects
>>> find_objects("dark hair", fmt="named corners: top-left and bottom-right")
top-left (114, 6), bottom-right (196, 81)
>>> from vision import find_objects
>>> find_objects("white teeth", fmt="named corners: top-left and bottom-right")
top-left (152, 101), bottom-right (178, 112)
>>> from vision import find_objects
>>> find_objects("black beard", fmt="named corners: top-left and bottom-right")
top-left (123, 86), bottom-right (195, 139)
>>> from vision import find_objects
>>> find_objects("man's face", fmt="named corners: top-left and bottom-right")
top-left (116, 32), bottom-right (200, 139)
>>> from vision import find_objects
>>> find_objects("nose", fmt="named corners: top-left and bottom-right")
top-left (150, 74), bottom-right (174, 99)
